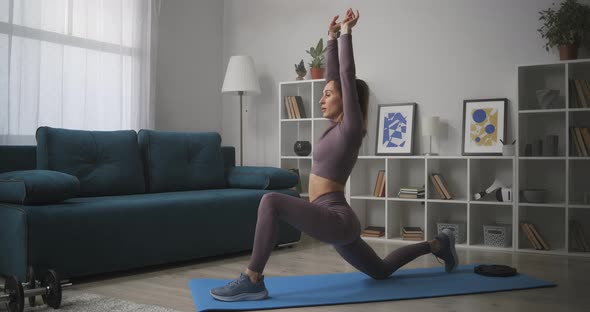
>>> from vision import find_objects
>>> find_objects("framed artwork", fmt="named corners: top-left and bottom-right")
top-left (462, 98), bottom-right (507, 155)
top-left (375, 103), bottom-right (416, 156)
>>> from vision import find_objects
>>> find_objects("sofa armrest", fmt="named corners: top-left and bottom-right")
top-left (0, 204), bottom-right (28, 280)
top-left (226, 166), bottom-right (298, 190)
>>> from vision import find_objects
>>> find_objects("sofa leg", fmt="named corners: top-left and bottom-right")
top-left (276, 242), bottom-right (299, 248)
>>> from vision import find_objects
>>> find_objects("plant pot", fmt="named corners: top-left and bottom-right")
top-left (310, 68), bottom-right (325, 80)
top-left (559, 44), bottom-right (578, 60)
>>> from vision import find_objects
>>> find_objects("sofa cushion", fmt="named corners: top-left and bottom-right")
top-left (36, 127), bottom-right (145, 197)
top-left (0, 170), bottom-right (80, 205)
top-left (138, 130), bottom-right (226, 192)
top-left (226, 166), bottom-right (299, 190)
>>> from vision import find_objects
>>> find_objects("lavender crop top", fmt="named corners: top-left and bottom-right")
top-left (310, 34), bottom-right (364, 186)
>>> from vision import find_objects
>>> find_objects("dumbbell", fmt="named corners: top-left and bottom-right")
top-left (0, 267), bottom-right (37, 307)
top-left (1, 270), bottom-right (72, 312)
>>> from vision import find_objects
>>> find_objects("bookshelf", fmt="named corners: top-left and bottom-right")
top-left (517, 59), bottom-right (590, 257)
top-left (279, 63), bottom-right (590, 257)
top-left (348, 155), bottom-right (516, 251)
top-left (279, 79), bottom-right (327, 199)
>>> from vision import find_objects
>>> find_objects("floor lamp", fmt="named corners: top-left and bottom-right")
top-left (221, 55), bottom-right (261, 166)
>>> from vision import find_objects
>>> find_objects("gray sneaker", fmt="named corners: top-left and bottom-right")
top-left (210, 273), bottom-right (269, 302)
top-left (433, 228), bottom-right (459, 272)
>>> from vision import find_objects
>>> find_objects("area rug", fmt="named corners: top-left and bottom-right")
top-left (1, 291), bottom-right (181, 312)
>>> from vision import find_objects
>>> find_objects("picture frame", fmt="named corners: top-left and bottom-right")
top-left (461, 98), bottom-right (507, 155)
top-left (375, 103), bottom-right (416, 156)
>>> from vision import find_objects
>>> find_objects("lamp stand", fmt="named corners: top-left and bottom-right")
top-left (424, 135), bottom-right (438, 156)
top-left (239, 90), bottom-right (244, 166)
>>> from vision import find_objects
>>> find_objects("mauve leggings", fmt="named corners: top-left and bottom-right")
top-left (248, 191), bottom-right (432, 279)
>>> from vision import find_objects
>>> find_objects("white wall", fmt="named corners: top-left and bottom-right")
top-left (157, 0), bottom-right (588, 166)
top-left (156, 0), bottom-right (224, 132)
top-left (220, 0), bottom-right (590, 166)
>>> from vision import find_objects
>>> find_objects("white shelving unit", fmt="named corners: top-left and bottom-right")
top-left (348, 155), bottom-right (516, 251)
top-left (279, 79), bottom-right (327, 200)
top-left (517, 59), bottom-right (590, 257)
top-left (279, 60), bottom-right (590, 257)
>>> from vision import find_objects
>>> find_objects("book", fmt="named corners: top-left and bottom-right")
top-left (526, 222), bottom-right (550, 250)
top-left (521, 222), bottom-right (541, 250)
top-left (363, 226), bottom-right (385, 235)
top-left (433, 173), bottom-right (452, 199)
top-left (293, 96), bottom-right (307, 118)
top-left (430, 174), bottom-right (447, 199)
top-left (402, 226), bottom-right (423, 234)
top-left (580, 127), bottom-right (590, 156)
top-left (373, 170), bottom-right (385, 197)
top-left (575, 127), bottom-right (588, 156)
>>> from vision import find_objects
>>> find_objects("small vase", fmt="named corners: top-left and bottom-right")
top-left (559, 44), bottom-right (578, 60)
top-left (293, 141), bottom-right (312, 156)
top-left (310, 68), bottom-right (325, 80)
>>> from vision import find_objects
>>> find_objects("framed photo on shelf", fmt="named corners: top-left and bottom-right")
top-left (461, 98), bottom-right (507, 155)
top-left (375, 103), bottom-right (416, 156)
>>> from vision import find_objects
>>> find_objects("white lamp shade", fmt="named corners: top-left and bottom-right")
top-left (421, 116), bottom-right (439, 136)
top-left (221, 55), bottom-right (261, 95)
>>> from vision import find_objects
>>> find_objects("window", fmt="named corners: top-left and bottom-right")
top-left (0, 0), bottom-right (155, 140)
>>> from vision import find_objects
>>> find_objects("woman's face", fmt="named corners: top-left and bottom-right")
top-left (319, 81), bottom-right (343, 121)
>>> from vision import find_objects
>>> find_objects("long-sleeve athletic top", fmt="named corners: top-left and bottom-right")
top-left (310, 34), bottom-right (364, 186)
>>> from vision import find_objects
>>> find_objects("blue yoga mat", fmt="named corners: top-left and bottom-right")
top-left (189, 264), bottom-right (555, 312)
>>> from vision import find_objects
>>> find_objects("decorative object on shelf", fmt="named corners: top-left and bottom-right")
top-left (520, 189), bottom-right (548, 203)
top-left (461, 98), bottom-right (507, 156)
top-left (293, 141), bottom-right (312, 156)
top-left (375, 103), bottom-right (416, 155)
top-left (537, 0), bottom-right (590, 60)
top-left (421, 116), bottom-right (439, 156)
top-left (483, 224), bottom-right (512, 248)
top-left (584, 192), bottom-right (590, 205)
top-left (534, 139), bottom-right (543, 156)
top-left (543, 135), bottom-right (559, 156)
top-left (306, 38), bottom-right (326, 79)
top-left (294, 59), bottom-right (307, 81)
top-left (436, 222), bottom-right (466, 244)
top-left (535, 89), bottom-right (559, 109)
top-left (473, 179), bottom-right (512, 202)
top-left (501, 139), bottom-right (516, 156)
top-left (524, 143), bottom-right (532, 156)
top-left (221, 55), bottom-right (261, 166)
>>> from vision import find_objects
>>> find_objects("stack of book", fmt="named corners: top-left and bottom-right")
top-left (372, 170), bottom-right (386, 197)
top-left (569, 79), bottom-right (590, 108)
top-left (362, 226), bottom-right (385, 238)
top-left (398, 185), bottom-right (425, 199)
top-left (569, 220), bottom-right (590, 252)
top-left (569, 127), bottom-right (590, 157)
top-left (429, 173), bottom-right (453, 199)
top-left (520, 222), bottom-right (550, 250)
top-left (402, 227), bottom-right (424, 241)
top-left (283, 96), bottom-right (307, 119)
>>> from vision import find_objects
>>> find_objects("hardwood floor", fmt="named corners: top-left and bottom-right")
top-left (8, 235), bottom-right (590, 311)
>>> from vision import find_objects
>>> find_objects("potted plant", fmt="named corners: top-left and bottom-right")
top-left (538, 0), bottom-right (590, 60)
top-left (306, 38), bottom-right (327, 79)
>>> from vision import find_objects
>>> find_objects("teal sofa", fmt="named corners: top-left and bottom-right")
top-left (0, 127), bottom-right (301, 281)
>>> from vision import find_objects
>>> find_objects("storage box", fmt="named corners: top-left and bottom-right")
top-left (483, 224), bottom-right (512, 247)
top-left (436, 222), bottom-right (466, 244)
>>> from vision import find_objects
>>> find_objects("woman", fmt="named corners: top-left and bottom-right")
top-left (210, 8), bottom-right (458, 302)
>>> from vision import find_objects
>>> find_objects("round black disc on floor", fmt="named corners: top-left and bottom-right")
top-left (27, 266), bottom-right (36, 307)
top-left (4, 275), bottom-right (24, 312)
top-left (41, 270), bottom-right (62, 309)
top-left (474, 264), bottom-right (518, 277)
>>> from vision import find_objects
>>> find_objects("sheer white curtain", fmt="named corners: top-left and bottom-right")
top-left (0, 0), bottom-right (160, 144)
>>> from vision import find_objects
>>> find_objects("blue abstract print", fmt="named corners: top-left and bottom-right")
top-left (382, 112), bottom-right (407, 148)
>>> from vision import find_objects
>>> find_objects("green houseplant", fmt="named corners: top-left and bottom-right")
top-left (306, 38), bottom-right (327, 79)
top-left (538, 0), bottom-right (590, 60)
